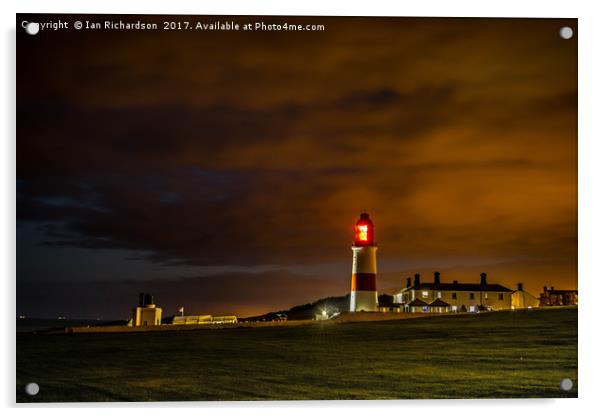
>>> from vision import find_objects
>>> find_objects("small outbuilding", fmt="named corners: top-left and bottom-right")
top-left (406, 298), bottom-right (429, 313)
top-left (512, 283), bottom-right (540, 309)
top-left (132, 293), bottom-right (162, 326)
top-left (429, 298), bottom-right (450, 313)
top-left (378, 294), bottom-right (402, 312)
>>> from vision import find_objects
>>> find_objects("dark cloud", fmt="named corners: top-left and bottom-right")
top-left (17, 270), bottom-right (345, 319)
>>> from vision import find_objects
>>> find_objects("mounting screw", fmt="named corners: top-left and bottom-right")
top-left (25, 382), bottom-right (39, 396)
top-left (559, 27), bottom-right (573, 40)
top-left (560, 378), bottom-right (573, 391)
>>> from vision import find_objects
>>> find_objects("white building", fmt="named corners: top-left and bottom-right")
top-left (132, 293), bottom-right (162, 326)
top-left (393, 272), bottom-right (538, 313)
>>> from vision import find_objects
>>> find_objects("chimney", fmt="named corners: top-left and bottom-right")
top-left (517, 283), bottom-right (524, 291)
top-left (453, 280), bottom-right (458, 285)
top-left (414, 273), bottom-right (421, 286)
top-left (138, 293), bottom-right (145, 307)
top-left (480, 272), bottom-right (487, 286)
top-left (543, 285), bottom-right (548, 293)
top-left (143, 293), bottom-right (154, 306)
top-left (406, 277), bottom-right (412, 288)
top-left (434, 271), bottom-right (441, 285)
top-left (551, 286), bottom-right (555, 291)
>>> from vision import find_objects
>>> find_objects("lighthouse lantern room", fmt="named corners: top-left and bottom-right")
top-left (350, 213), bottom-right (379, 312)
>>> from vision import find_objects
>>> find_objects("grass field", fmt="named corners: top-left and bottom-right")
top-left (16, 307), bottom-right (577, 402)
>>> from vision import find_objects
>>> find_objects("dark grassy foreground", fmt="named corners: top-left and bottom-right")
top-left (16, 307), bottom-right (577, 402)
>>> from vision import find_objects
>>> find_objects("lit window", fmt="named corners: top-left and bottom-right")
top-left (437, 291), bottom-right (442, 299)
top-left (422, 291), bottom-right (429, 298)
top-left (469, 306), bottom-right (476, 312)
top-left (451, 306), bottom-right (458, 312)
top-left (484, 293), bottom-right (488, 300)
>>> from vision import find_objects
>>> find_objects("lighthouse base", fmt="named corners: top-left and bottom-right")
top-left (350, 290), bottom-right (378, 312)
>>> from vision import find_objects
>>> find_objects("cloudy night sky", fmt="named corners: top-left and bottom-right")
top-left (17, 15), bottom-right (577, 319)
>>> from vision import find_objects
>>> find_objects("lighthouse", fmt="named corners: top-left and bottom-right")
top-left (350, 212), bottom-right (379, 312)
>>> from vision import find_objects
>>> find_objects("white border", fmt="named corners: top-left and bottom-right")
top-left (3, 1), bottom-right (601, 415)
top-left (5, 0), bottom-right (585, 18)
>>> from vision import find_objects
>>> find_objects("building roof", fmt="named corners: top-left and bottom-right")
top-left (407, 298), bottom-right (429, 307)
top-left (378, 300), bottom-right (402, 308)
top-left (406, 282), bottom-right (514, 293)
top-left (429, 298), bottom-right (450, 307)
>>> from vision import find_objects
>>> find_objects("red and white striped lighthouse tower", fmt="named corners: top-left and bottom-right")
top-left (350, 212), bottom-right (378, 312)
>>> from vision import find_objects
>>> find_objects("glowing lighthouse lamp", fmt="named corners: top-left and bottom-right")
top-left (350, 212), bottom-right (379, 312)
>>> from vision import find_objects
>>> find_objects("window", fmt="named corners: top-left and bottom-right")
top-left (470, 293), bottom-right (475, 300)
top-left (422, 291), bottom-right (429, 298)
top-left (484, 293), bottom-right (488, 300)
top-left (451, 305), bottom-right (458, 312)
top-left (437, 291), bottom-right (442, 299)
top-left (452, 292), bottom-right (457, 299)
top-left (469, 306), bottom-right (476, 313)
top-left (499, 293), bottom-right (504, 300)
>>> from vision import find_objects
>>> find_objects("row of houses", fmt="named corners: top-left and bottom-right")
top-left (539, 286), bottom-right (578, 306)
top-left (380, 272), bottom-right (540, 313)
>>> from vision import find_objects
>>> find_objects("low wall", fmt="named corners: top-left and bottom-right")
top-left (47, 311), bottom-right (437, 335)
top-left (58, 319), bottom-right (317, 334)
top-left (332, 311), bottom-right (431, 322)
